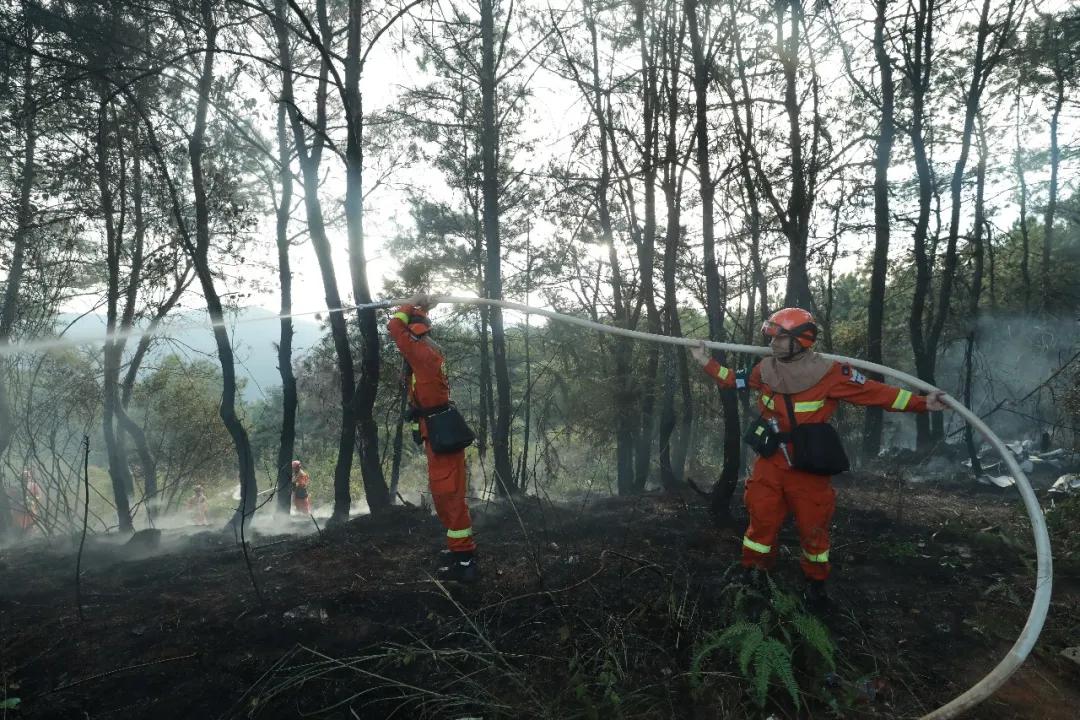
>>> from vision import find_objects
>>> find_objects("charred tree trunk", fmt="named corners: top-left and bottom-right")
top-left (1041, 69), bottom-right (1064, 311)
top-left (189, 0), bottom-right (258, 531)
top-left (1015, 86), bottom-right (1032, 313)
top-left (96, 95), bottom-right (135, 532)
top-left (658, 11), bottom-right (690, 491)
top-left (927, 0), bottom-right (1013, 444)
top-left (862, 0), bottom-right (896, 461)
top-left (576, 0), bottom-right (639, 495)
top-left (634, 1), bottom-right (662, 491)
top-left (687, 0), bottom-right (740, 518)
top-left (905, 0), bottom-right (937, 451)
top-left (388, 372), bottom-right (408, 501)
top-left (273, 0), bottom-right (298, 515)
top-left (282, 0), bottom-right (357, 521)
top-left (479, 0), bottom-right (515, 495)
top-left (0, 26), bottom-right (37, 536)
top-left (344, 0), bottom-right (390, 514)
top-left (778, 0), bottom-right (813, 309)
top-left (962, 115), bottom-right (988, 477)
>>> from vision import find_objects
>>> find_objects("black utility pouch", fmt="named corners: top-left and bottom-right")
top-left (780, 394), bottom-right (850, 475)
top-left (423, 404), bottom-right (476, 454)
top-left (743, 416), bottom-right (780, 457)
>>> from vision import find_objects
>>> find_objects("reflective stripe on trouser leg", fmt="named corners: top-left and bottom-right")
top-left (741, 459), bottom-right (788, 571)
top-left (786, 472), bottom-right (836, 582)
top-left (425, 442), bottom-right (476, 553)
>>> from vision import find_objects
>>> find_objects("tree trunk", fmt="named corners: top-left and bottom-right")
top-left (905, 0), bottom-right (936, 451)
top-left (687, 0), bottom-right (740, 518)
top-left (634, 1), bottom-right (662, 491)
top-left (862, 0), bottom-right (896, 461)
top-left (189, 0), bottom-right (258, 531)
top-left (1015, 85), bottom-right (1032, 312)
top-left (281, 0), bottom-right (357, 521)
top-left (118, 270), bottom-right (188, 516)
top-left (778, 0), bottom-right (812, 309)
top-left (273, 0), bottom-right (298, 515)
top-left (1041, 71), bottom-right (1064, 311)
top-left (927, 0), bottom-right (1001, 445)
top-left (580, 0), bottom-right (638, 495)
top-left (389, 373), bottom-right (408, 501)
top-left (479, 0), bottom-right (515, 495)
top-left (97, 95), bottom-right (135, 532)
top-left (659, 11), bottom-right (689, 491)
top-left (345, 0), bottom-right (390, 514)
top-left (963, 115), bottom-right (988, 477)
top-left (0, 25), bottom-right (37, 536)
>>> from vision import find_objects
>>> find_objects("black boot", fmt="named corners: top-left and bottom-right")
top-left (436, 548), bottom-right (479, 563)
top-left (803, 579), bottom-right (829, 613)
top-left (437, 552), bottom-right (479, 584)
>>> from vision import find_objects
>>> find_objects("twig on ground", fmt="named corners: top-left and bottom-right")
top-left (48, 653), bottom-right (198, 693)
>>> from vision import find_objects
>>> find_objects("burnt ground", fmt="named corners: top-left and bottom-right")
top-left (1, 472), bottom-right (1078, 720)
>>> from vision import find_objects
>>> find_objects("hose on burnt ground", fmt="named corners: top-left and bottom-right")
top-left (402, 295), bottom-right (1052, 720)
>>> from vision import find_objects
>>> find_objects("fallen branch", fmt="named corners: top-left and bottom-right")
top-left (75, 436), bottom-right (90, 623)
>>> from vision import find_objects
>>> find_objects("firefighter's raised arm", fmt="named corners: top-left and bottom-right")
top-left (690, 340), bottom-right (749, 390)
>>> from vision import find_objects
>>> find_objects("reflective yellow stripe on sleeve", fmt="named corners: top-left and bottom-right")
top-left (892, 389), bottom-right (912, 410)
top-left (743, 536), bottom-right (771, 554)
top-left (714, 365), bottom-right (730, 380)
top-left (447, 527), bottom-right (473, 539)
top-left (392, 311), bottom-right (410, 324)
top-left (793, 400), bottom-right (825, 412)
top-left (761, 395), bottom-right (775, 410)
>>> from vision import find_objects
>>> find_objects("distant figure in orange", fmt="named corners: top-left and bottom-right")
top-left (291, 460), bottom-right (312, 515)
top-left (187, 484), bottom-right (210, 526)
top-left (9, 469), bottom-right (43, 535)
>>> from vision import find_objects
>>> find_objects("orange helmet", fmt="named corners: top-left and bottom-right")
top-left (291, 460), bottom-right (301, 470)
top-left (761, 308), bottom-right (818, 349)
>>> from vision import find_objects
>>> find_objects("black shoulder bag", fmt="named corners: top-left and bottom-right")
top-left (417, 403), bottom-right (476, 454)
top-left (781, 394), bottom-right (850, 476)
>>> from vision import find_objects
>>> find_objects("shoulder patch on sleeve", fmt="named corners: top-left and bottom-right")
top-left (844, 365), bottom-right (867, 384)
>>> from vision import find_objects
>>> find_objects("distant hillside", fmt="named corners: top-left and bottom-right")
top-left (59, 308), bottom-right (324, 400)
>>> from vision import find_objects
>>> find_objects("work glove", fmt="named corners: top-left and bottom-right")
top-left (690, 340), bottom-right (711, 368)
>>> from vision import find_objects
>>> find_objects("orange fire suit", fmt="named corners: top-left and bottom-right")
top-left (388, 304), bottom-right (476, 554)
top-left (704, 358), bottom-right (928, 580)
top-left (292, 470), bottom-right (312, 515)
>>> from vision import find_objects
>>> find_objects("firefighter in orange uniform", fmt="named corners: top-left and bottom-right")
top-left (291, 460), bottom-right (312, 515)
top-left (388, 294), bottom-right (478, 583)
top-left (691, 308), bottom-right (947, 609)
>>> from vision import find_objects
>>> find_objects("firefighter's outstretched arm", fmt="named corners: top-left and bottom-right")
top-left (827, 364), bottom-right (946, 412)
top-left (689, 339), bottom-right (751, 391)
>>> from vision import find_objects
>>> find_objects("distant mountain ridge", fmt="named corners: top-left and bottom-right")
top-left (59, 308), bottom-right (324, 400)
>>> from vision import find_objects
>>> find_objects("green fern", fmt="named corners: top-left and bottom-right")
top-left (790, 613), bottom-right (835, 671)
top-left (691, 620), bottom-right (761, 685)
top-left (695, 571), bottom-right (839, 711)
top-left (752, 639), bottom-right (799, 708)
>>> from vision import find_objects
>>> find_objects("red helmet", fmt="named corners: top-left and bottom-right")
top-left (761, 308), bottom-right (818, 349)
top-left (291, 460), bottom-right (301, 470)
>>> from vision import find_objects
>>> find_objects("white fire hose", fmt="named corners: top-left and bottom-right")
top-left (0, 294), bottom-right (1051, 717)
top-left (413, 296), bottom-right (1052, 720)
